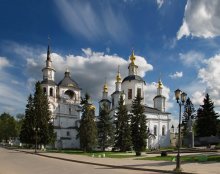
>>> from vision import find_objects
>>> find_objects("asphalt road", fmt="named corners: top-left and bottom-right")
top-left (0, 148), bottom-right (162, 174)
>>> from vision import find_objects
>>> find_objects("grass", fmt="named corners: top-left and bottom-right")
top-left (138, 155), bottom-right (220, 162)
top-left (46, 149), bottom-right (136, 158)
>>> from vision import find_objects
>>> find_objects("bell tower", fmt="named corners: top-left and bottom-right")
top-left (153, 79), bottom-right (166, 112)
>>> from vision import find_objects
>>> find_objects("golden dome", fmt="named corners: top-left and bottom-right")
top-left (88, 104), bottom-right (96, 110)
top-left (158, 79), bottom-right (163, 89)
top-left (103, 83), bottom-right (108, 92)
top-left (130, 49), bottom-right (136, 64)
top-left (116, 65), bottom-right (121, 82)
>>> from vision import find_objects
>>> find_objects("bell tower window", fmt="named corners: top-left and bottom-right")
top-left (64, 90), bottom-right (75, 100)
top-left (50, 88), bottom-right (53, 96)
top-left (43, 87), bottom-right (46, 94)
top-left (128, 89), bottom-right (132, 99)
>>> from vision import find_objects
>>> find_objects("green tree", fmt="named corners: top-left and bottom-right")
top-left (97, 103), bottom-right (114, 151)
top-left (78, 93), bottom-right (97, 152)
top-left (20, 95), bottom-right (35, 144)
top-left (195, 93), bottom-right (219, 137)
top-left (182, 97), bottom-right (196, 136)
top-left (15, 113), bottom-right (25, 139)
top-left (114, 95), bottom-right (132, 152)
top-left (20, 82), bottom-right (55, 146)
top-left (33, 81), bottom-right (54, 145)
top-left (130, 92), bottom-right (147, 156)
top-left (0, 113), bottom-right (18, 142)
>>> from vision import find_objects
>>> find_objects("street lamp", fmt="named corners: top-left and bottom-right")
top-left (33, 127), bottom-right (40, 154)
top-left (174, 89), bottom-right (187, 172)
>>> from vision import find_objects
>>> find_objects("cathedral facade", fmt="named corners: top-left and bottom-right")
top-left (41, 45), bottom-right (170, 149)
top-left (99, 51), bottom-right (171, 148)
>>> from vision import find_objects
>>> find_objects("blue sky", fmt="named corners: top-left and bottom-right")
top-left (1, 0), bottom-right (220, 125)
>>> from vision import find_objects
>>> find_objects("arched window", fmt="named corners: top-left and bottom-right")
top-left (162, 125), bottom-right (166, 136)
top-left (64, 90), bottom-right (75, 99)
top-left (128, 89), bottom-right (132, 99)
top-left (112, 98), bottom-right (114, 108)
top-left (154, 125), bottom-right (157, 136)
top-left (43, 87), bottom-right (46, 94)
top-left (50, 88), bottom-right (53, 96)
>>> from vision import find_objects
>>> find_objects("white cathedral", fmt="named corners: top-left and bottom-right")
top-left (41, 45), bottom-right (171, 149)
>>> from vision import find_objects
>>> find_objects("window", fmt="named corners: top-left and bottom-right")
top-left (128, 89), bottom-right (132, 99)
top-left (67, 131), bottom-right (70, 136)
top-left (162, 126), bottom-right (166, 136)
top-left (137, 88), bottom-right (141, 96)
top-left (64, 90), bottom-right (74, 99)
top-left (69, 107), bottom-right (71, 115)
top-left (43, 87), bottom-right (46, 94)
top-left (154, 125), bottom-right (157, 136)
top-left (50, 88), bottom-right (53, 96)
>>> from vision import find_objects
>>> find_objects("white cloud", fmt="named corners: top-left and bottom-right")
top-left (156, 0), bottom-right (164, 9)
top-left (0, 57), bottom-right (10, 68)
top-left (191, 90), bottom-right (205, 106)
top-left (197, 54), bottom-right (220, 107)
top-left (145, 82), bottom-right (173, 111)
top-left (169, 71), bottom-right (183, 79)
top-left (177, 0), bottom-right (220, 39)
top-left (26, 48), bottom-right (153, 102)
top-left (54, 0), bottom-right (130, 43)
top-left (179, 51), bottom-right (205, 68)
top-left (0, 82), bottom-right (26, 114)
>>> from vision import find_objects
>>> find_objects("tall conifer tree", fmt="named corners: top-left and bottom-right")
top-left (20, 82), bottom-right (55, 146)
top-left (78, 93), bottom-right (97, 152)
top-left (130, 92), bottom-right (147, 156)
top-left (97, 103), bottom-right (114, 151)
top-left (114, 95), bottom-right (132, 152)
top-left (20, 95), bottom-right (35, 144)
top-left (196, 93), bottom-right (219, 137)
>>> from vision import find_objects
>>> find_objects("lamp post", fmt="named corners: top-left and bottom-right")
top-left (33, 127), bottom-right (40, 154)
top-left (174, 89), bottom-right (187, 172)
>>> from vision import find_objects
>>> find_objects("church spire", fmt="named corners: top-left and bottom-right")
top-left (115, 65), bottom-right (122, 91)
top-left (130, 49), bottom-right (136, 65)
top-left (116, 65), bottom-right (121, 82)
top-left (102, 78), bottom-right (108, 99)
top-left (128, 49), bottom-right (138, 75)
top-left (157, 78), bottom-right (163, 95)
top-left (42, 38), bottom-right (55, 82)
top-left (47, 36), bottom-right (51, 62)
top-left (103, 77), bottom-right (108, 93)
top-left (46, 37), bottom-right (52, 68)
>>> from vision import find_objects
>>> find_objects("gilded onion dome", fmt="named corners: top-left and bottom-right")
top-left (158, 79), bottom-right (163, 89)
top-left (103, 82), bottom-right (108, 93)
top-left (130, 49), bottom-right (136, 64)
top-left (116, 65), bottom-right (121, 82)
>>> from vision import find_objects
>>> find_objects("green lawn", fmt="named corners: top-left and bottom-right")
top-left (138, 155), bottom-right (220, 162)
top-left (46, 149), bottom-right (220, 162)
top-left (46, 149), bottom-right (136, 158)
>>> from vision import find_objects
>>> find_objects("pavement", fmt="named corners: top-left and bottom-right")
top-left (10, 148), bottom-right (220, 174)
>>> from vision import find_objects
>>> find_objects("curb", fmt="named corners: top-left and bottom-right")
top-left (13, 148), bottom-right (196, 174)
